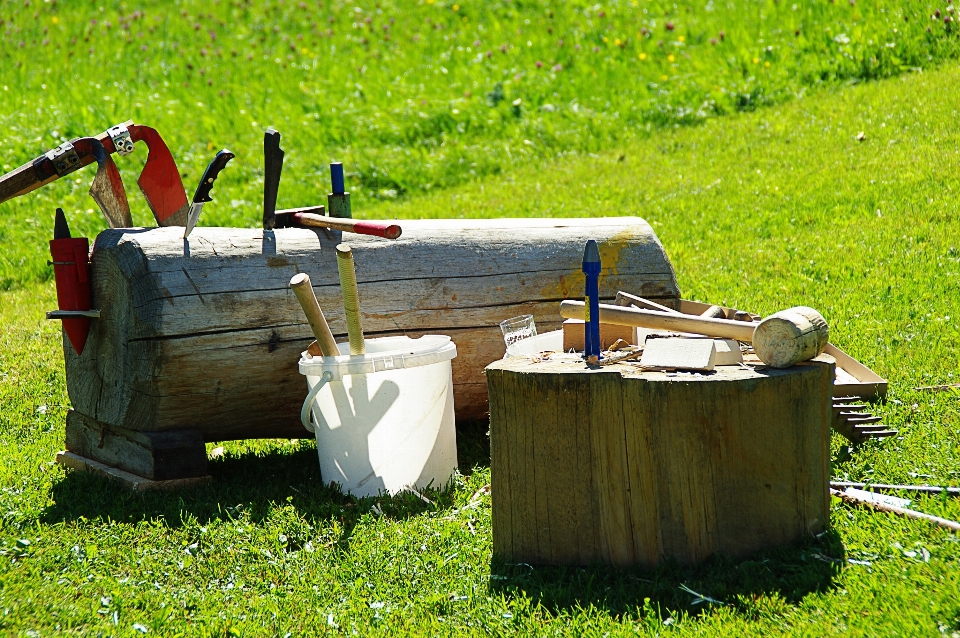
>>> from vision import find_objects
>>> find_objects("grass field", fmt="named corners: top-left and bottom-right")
top-left (4, 0), bottom-right (960, 287)
top-left (4, 1), bottom-right (960, 636)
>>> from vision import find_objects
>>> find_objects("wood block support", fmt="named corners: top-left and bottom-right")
top-left (486, 354), bottom-right (834, 567)
top-left (55, 451), bottom-right (211, 492)
top-left (65, 410), bottom-right (208, 481)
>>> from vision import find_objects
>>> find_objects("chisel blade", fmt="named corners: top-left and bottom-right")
top-left (263, 127), bottom-right (284, 230)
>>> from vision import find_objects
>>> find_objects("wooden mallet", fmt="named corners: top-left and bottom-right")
top-left (290, 273), bottom-right (340, 357)
top-left (559, 300), bottom-right (829, 368)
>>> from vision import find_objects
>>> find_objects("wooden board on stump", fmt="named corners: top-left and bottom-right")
top-left (486, 354), bottom-right (834, 567)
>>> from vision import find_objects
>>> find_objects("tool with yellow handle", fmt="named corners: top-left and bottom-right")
top-left (336, 243), bottom-right (366, 355)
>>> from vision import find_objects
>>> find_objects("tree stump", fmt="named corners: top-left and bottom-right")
top-left (486, 354), bottom-right (834, 567)
top-left (60, 217), bottom-right (678, 481)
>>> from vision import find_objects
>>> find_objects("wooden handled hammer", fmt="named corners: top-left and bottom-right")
top-left (559, 300), bottom-right (829, 368)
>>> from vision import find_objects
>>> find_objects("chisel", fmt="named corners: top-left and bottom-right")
top-left (262, 127), bottom-right (284, 230)
top-left (582, 240), bottom-right (601, 364)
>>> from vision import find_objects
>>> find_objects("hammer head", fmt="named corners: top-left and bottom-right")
top-left (272, 206), bottom-right (326, 229)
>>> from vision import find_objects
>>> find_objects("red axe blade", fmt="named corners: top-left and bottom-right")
top-left (124, 125), bottom-right (189, 227)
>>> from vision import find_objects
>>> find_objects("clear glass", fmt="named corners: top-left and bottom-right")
top-left (499, 314), bottom-right (537, 348)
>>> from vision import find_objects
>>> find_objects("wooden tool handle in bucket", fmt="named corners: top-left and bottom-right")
top-left (290, 273), bottom-right (340, 357)
top-left (336, 243), bottom-right (366, 355)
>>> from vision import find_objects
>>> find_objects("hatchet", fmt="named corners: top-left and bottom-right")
top-left (0, 121), bottom-right (189, 227)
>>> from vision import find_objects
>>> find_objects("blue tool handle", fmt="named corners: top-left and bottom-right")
top-left (330, 162), bottom-right (345, 194)
top-left (582, 240), bottom-right (602, 360)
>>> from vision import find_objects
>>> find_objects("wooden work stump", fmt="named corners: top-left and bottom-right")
top-left (486, 354), bottom-right (834, 567)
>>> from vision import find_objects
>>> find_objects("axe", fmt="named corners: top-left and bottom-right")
top-left (0, 121), bottom-right (189, 227)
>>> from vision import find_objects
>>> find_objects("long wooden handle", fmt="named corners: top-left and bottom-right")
top-left (0, 126), bottom-right (121, 204)
top-left (295, 212), bottom-right (401, 239)
top-left (559, 300), bottom-right (757, 342)
top-left (290, 273), bottom-right (340, 357)
top-left (831, 488), bottom-right (960, 533)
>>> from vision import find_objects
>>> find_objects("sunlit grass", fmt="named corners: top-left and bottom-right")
top-left (3, 0), bottom-right (960, 288)
top-left (4, 55), bottom-right (960, 635)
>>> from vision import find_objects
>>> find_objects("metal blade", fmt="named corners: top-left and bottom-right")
top-left (130, 125), bottom-right (189, 227)
top-left (88, 142), bottom-right (132, 228)
top-left (184, 202), bottom-right (203, 238)
top-left (263, 128), bottom-right (284, 229)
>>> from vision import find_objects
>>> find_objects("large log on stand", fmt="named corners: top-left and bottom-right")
top-left (62, 217), bottom-right (679, 482)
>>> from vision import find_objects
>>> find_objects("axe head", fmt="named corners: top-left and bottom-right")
top-left (85, 139), bottom-right (132, 228)
top-left (126, 125), bottom-right (189, 227)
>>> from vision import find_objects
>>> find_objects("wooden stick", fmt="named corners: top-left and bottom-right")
top-left (289, 273), bottom-right (340, 357)
top-left (560, 300), bottom-right (756, 342)
top-left (614, 291), bottom-right (681, 314)
top-left (914, 383), bottom-right (960, 393)
top-left (830, 481), bottom-right (960, 496)
top-left (830, 488), bottom-right (960, 532)
top-left (335, 243), bottom-right (365, 355)
top-left (700, 305), bottom-right (727, 319)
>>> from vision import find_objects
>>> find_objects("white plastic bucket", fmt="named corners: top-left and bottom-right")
top-left (298, 335), bottom-right (458, 498)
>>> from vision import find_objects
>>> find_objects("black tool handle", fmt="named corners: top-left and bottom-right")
top-left (263, 128), bottom-right (284, 229)
top-left (192, 149), bottom-right (234, 203)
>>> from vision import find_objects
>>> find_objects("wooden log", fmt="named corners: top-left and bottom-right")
top-left (65, 217), bottom-right (679, 441)
top-left (487, 353), bottom-right (834, 567)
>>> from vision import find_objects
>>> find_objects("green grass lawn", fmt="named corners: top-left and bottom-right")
top-left (5, 1), bottom-right (960, 636)
top-left (4, 0), bottom-right (960, 288)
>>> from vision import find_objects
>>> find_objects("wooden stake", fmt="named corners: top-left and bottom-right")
top-left (289, 273), bottom-right (340, 357)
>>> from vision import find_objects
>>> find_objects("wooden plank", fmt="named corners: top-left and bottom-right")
top-left (56, 451), bottom-right (211, 492)
top-left (561, 319), bottom-right (637, 351)
top-left (64, 410), bottom-right (208, 480)
top-left (639, 338), bottom-right (716, 371)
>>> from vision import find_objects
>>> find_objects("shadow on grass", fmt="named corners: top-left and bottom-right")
top-left (41, 419), bottom-right (492, 531)
top-left (489, 531), bottom-right (845, 620)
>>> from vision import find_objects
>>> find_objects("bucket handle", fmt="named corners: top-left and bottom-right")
top-left (301, 371), bottom-right (334, 434)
